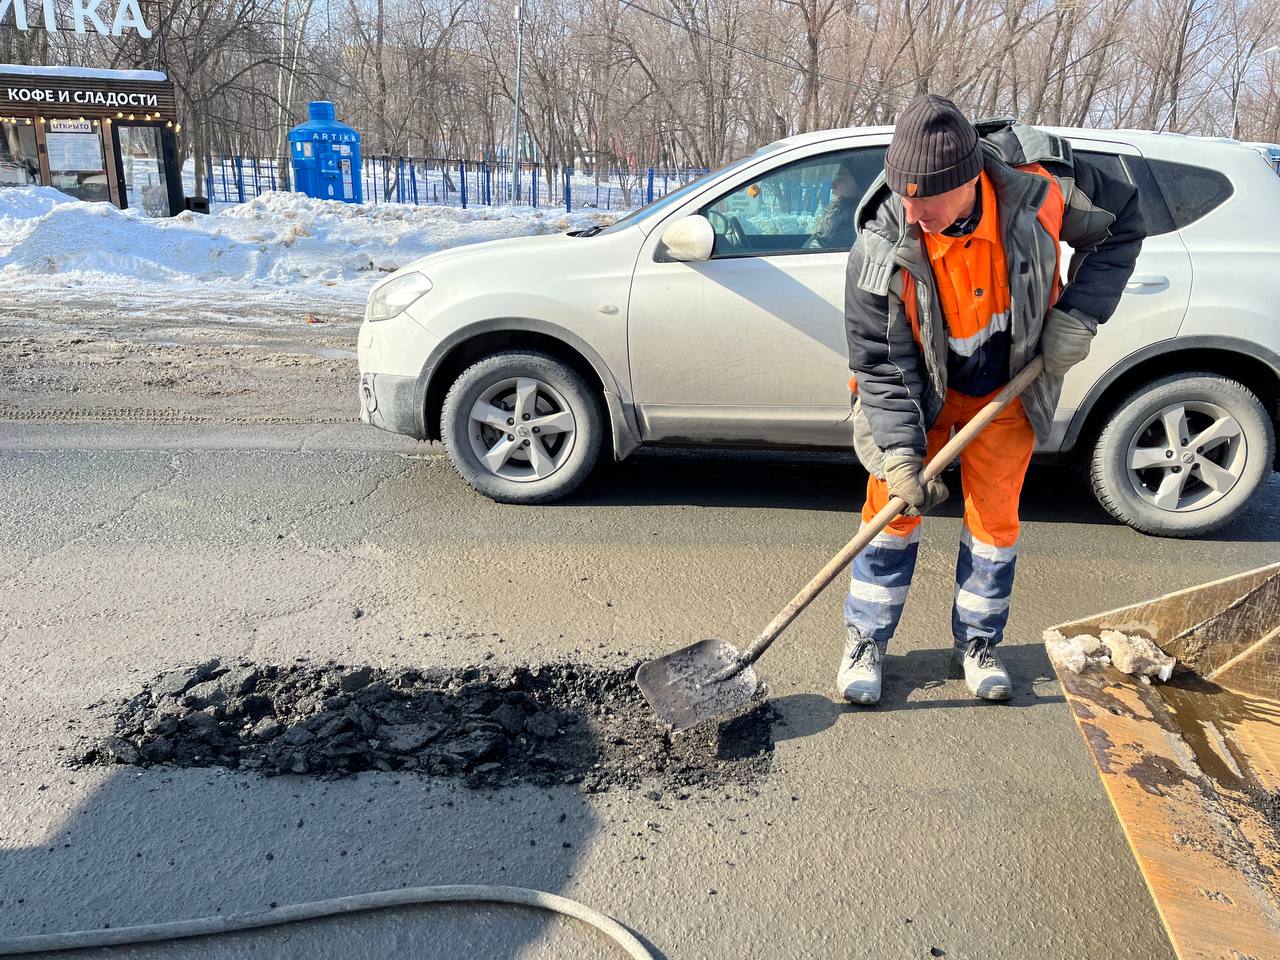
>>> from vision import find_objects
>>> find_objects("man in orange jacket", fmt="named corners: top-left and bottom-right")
top-left (840, 94), bottom-right (1145, 704)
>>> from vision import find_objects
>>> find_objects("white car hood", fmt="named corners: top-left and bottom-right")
top-left (391, 231), bottom-right (582, 280)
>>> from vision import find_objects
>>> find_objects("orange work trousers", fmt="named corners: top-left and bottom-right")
top-left (863, 388), bottom-right (1036, 549)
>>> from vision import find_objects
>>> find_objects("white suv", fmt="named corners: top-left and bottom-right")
top-left (357, 126), bottom-right (1280, 537)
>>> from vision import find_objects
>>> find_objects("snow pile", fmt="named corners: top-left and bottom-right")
top-left (0, 185), bottom-right (71, 224)
top-left (1045, 628), bottom-right (1176, 682)
top-left (0, 187), bottom-right (612, 308)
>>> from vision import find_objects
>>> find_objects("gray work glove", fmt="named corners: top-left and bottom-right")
top-left (884, 451), bottom-right (949, 517)
top-left (1040, 307), bottom-right (1095, 378)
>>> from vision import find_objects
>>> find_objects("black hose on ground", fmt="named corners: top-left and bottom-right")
top-left (0, 884), bottom-right (657, 958)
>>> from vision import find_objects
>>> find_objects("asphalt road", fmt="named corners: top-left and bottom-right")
top-left (2, 419), bottom-right (1278, 959)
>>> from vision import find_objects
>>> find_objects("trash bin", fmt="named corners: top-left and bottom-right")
top-left (288, 101), bottom-right (362, 204)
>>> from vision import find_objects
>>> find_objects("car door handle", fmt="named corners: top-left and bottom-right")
top-left (1125, 274), bottom-right (1169, 291)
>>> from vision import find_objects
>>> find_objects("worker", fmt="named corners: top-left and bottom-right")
top-left (839, 94), bottom-right (1145, 704)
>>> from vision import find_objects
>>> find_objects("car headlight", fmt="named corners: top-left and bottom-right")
top-left (368, 271), bottom-right (433, 322)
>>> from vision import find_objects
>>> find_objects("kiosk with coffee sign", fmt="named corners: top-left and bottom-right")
top-left (0, 64), bottom-right (185, 217)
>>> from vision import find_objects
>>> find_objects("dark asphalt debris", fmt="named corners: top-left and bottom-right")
top-left (1246, 786), bottom-right (1280, 845)
top-left (79, 659), bottom-right (776, 792)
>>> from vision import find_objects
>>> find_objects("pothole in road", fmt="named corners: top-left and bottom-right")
top-left (79, 659), bottom-right (776, 793)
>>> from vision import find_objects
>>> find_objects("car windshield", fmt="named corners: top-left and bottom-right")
top-left (594, 150), bottom-right (769, 236)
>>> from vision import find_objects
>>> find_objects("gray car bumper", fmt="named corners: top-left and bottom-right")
top-left (359, 372), bottom-right (421, 437)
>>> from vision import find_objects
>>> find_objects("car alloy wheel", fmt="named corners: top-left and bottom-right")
top-left (466, 376), bottom-right (577, 482)
top-left (1125, 400), bottom-right (1246, 512)
top-left (1089, 372), bottom-right (1274, 537)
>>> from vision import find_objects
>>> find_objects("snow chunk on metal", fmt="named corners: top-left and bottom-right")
top-left (1045, 630), bottom-right (1111, 674)
top-left (1044, 628), bottom-right (1175, 681)
top-left (1101, 629), bottom-right (1176, 681)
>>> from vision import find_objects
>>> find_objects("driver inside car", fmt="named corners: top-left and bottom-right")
top-left (806, 158), bottom-right (860, 250)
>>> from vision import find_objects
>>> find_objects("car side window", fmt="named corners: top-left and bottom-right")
top-left (701, 147), bottom-right (887, 258)
top-left (1118, 156), bottom-right (1178, 236)
top-left (1142, 157), bottom-right (1234, 230)
top-left (1076, 149), bottom-right (1180, 238)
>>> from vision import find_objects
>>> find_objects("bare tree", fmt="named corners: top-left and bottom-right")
top-left (8, 0), bottom-right (1279, 194)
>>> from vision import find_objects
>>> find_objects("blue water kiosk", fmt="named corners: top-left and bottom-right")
top-left (288, 101), bottom-right (362, 203)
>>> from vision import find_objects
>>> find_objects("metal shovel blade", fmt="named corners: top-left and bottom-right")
top-left (635, 638), bottom-right (761, 732)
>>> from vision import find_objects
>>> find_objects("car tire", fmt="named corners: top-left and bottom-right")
top-left (440, 350), bottom-right (604, 504)
top-left (1089, 372), bottom-right (1274, 537)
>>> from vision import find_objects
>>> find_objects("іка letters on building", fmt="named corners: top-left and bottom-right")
top-left (0, 0), bottom-right (152, 38)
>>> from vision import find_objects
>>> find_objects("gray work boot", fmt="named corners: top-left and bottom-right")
top-left (837, 629), bottom-right (882, 705)
top-left (954, 638), bottom-right (1011, 701)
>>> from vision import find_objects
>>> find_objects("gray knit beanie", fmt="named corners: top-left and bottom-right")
top-left (885, 94), bottom-right (982, 198)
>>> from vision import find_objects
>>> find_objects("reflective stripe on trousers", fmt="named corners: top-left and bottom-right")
top-left (844, 388), bottom-right (1035, 648)
top-left (952, 527), bottom-right (1019, 645)
top-left (844, 526), bottom-right (920, 648)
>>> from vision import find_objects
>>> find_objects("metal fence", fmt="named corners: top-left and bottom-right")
top-left (204, 156), bottom-right (290, 203)
top-left (202, 154), bottom-right (708, 213)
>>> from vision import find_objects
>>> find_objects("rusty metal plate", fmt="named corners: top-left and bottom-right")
top-left (1048, 562), bottom-right (1280, 960)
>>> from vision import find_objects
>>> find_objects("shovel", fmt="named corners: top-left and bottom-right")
top-left (636, 356), bottom-right (1046, 731)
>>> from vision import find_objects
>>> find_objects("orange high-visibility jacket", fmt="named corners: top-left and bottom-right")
top-left (844, 120), bottom-right (1146, 471)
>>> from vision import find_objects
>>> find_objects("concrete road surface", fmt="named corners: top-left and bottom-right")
top-left (2, 420), bottom-right (1278, 959)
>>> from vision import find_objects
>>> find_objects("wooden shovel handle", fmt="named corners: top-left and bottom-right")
top-left (738, 356), bottom-right (1045, 666)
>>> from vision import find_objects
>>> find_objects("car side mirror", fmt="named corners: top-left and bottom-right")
top-left (660, 215), bottom-right (714, 262)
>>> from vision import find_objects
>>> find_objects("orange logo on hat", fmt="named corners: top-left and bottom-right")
top-left (906, 182), bottom-right (919, 197)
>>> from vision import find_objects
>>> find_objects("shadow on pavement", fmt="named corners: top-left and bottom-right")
top-left (563, 452), bottom-right (1280, 544)
top-left (765, 644), bottom-right (1062, 732)
top-left (568, 451), bottom-right (862, 513)
top-left (569, 454), bottom-right (1096, 522)
top-left (0, 765), bottom-right (634, 959)
top-left (767, 693), bottom-right (844, 744)
top-left (873, 643), bottom-right (1063, 713)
